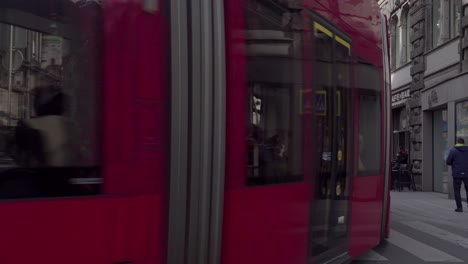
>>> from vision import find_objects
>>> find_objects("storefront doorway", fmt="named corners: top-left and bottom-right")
top-left (393, 131), bottom-right (410, 160)
top-left (392, 105), bottom-right (410, 161)
top-left (433, 109), bottom-right (449, 194)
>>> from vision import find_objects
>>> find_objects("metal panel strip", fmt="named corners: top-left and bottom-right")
top-left (186, 0), bottom-right (215, 263)
top-left (186, 0), bottom-right (203, 261)
top-left (196, 0), bottom-right (214, 263)
top-left (168, 0), bottom-right (189, 263)
top-left (209, 0), bottom-right (226, 263)
top-left (381, 14), bottom-right (392, 240)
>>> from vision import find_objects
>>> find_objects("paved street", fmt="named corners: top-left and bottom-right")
top-left (353, 191), bottom-right (468, 263)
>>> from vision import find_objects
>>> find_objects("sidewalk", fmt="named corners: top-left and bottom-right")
top-left (391, 191), bottom-right (468, 227)
top-left (355, 191), bottom-right (468, 263)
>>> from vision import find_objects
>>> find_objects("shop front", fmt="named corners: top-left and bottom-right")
top-left (421, 72), bottom-right (468, 197)
top-left (391, 88), bottom-right (410, 160)
top-left (433, 109), bottom-right (449, 194)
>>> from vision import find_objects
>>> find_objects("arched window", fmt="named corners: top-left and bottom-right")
top-left (450, 0), bottom-right (462, 38)
top-left (433, 0), bottom-right (461, 47)
top-left (390, 16), bottom-right (399, 69)
top-left (401, 5), bottom-right (411, 64)
top-left (433, 0), bottom-right (442, 47)
top-left (405, 6), bottom-right (411, 62)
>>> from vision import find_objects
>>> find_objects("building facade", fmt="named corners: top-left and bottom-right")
top-left (379, 0), bottom-right (468, 199)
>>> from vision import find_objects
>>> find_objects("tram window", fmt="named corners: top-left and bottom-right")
top-left (244, 2), bottom-right (304, 186)
top-left (357, 60), bottom-right (382, 176)
top-left (0, 1), bottom-right (102, 199)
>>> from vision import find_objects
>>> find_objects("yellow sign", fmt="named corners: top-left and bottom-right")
top-left (315, 90), bottom-right (327, 116)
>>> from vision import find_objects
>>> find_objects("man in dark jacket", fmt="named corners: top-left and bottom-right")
top-left (446, 137), bottom-right (468, 212)
top-left (397, 146), bottom-right (409, 165)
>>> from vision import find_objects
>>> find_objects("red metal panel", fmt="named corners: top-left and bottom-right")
top-left (223, 0), bottom-right (386, 263)
top-left (0, 1), bottom-right (170, 263)
top-left (310, 0), bottom-right (382, 49)
top-left (101, 0), bottom-right (169, 262)
top-left (224, 0), bottom-right (248, 190)
top-left (0, 195), bottom-right (163, 264)
top-left (337, 0), bottom-right (382, 49)
top-left (347, 14), bottom-right (386, 256)
top-left (349, 176), bottom-right (385, 258)
top-left (222, 184), bottom-right (311, 264)
top-left (102, 0), bottom-right (138, 195)
top-left (103, 0), bottom-right (170, 195)
top-left (222, 1), bottom-right (311, 263)
top-left (333, 4), bottom-right (386, 256)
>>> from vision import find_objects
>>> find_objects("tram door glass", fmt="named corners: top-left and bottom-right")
top-left (0, 1), bottom-right (102, 199)
top-left (309, 21), bottom-right (353, 258)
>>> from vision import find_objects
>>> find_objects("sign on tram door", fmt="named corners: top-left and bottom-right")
top-left (300, 89), bottom-right (342, 116)
top-left (315, 90), bottom-right (327, 116)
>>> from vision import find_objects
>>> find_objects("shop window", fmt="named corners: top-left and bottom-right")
top-left (357, 59), bottom-right (382, 176)
top-left (0, 1), bottom-right (102, 199)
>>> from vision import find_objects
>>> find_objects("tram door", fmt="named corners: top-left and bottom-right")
top-left (308, 19), bottom-right (354, 261)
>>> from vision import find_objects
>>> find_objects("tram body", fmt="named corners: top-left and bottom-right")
top-left (0, 0), bottom-right (390, 264)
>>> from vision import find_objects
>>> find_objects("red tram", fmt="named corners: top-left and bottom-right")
top-left (0, 0), bottom-right (391, 263)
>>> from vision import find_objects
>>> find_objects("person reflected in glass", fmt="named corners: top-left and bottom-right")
top-left (15, 85), bottom-right (73, 167)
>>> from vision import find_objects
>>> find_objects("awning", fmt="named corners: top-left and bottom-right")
top-left (392, 98), bottom-right (407, 109)
top-left (392, 89), bottom-right (410, 109)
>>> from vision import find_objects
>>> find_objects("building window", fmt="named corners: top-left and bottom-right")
top-left (450, 0), bottom-right (462, 38)
top-left (390, 16), bottom-right (399, 69)
top-left (404, 5), bottom-right (411, 63)
top-left (433, 0), bottom-right (442, 47)
top-left (433, 0), bottom-right (461, 47)
top-left (398, 5), bottom-right (411, 65)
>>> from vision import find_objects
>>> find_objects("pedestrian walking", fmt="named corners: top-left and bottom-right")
top-left (446, 137), bottom-right (468, 212)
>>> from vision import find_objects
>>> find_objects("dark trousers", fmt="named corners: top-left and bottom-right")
top-left (453, 177), bottom-right (468, 209)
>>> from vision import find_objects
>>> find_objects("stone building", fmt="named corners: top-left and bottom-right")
top-left (379, 0), bottom-right (468, 199)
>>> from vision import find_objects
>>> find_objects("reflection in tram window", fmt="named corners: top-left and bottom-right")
top-left (244, 1), bottom-right (304, 186)
top-left (357, 60), bottom-right (382, 176)
top-left (0, 1), bottom-right (102, 199)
